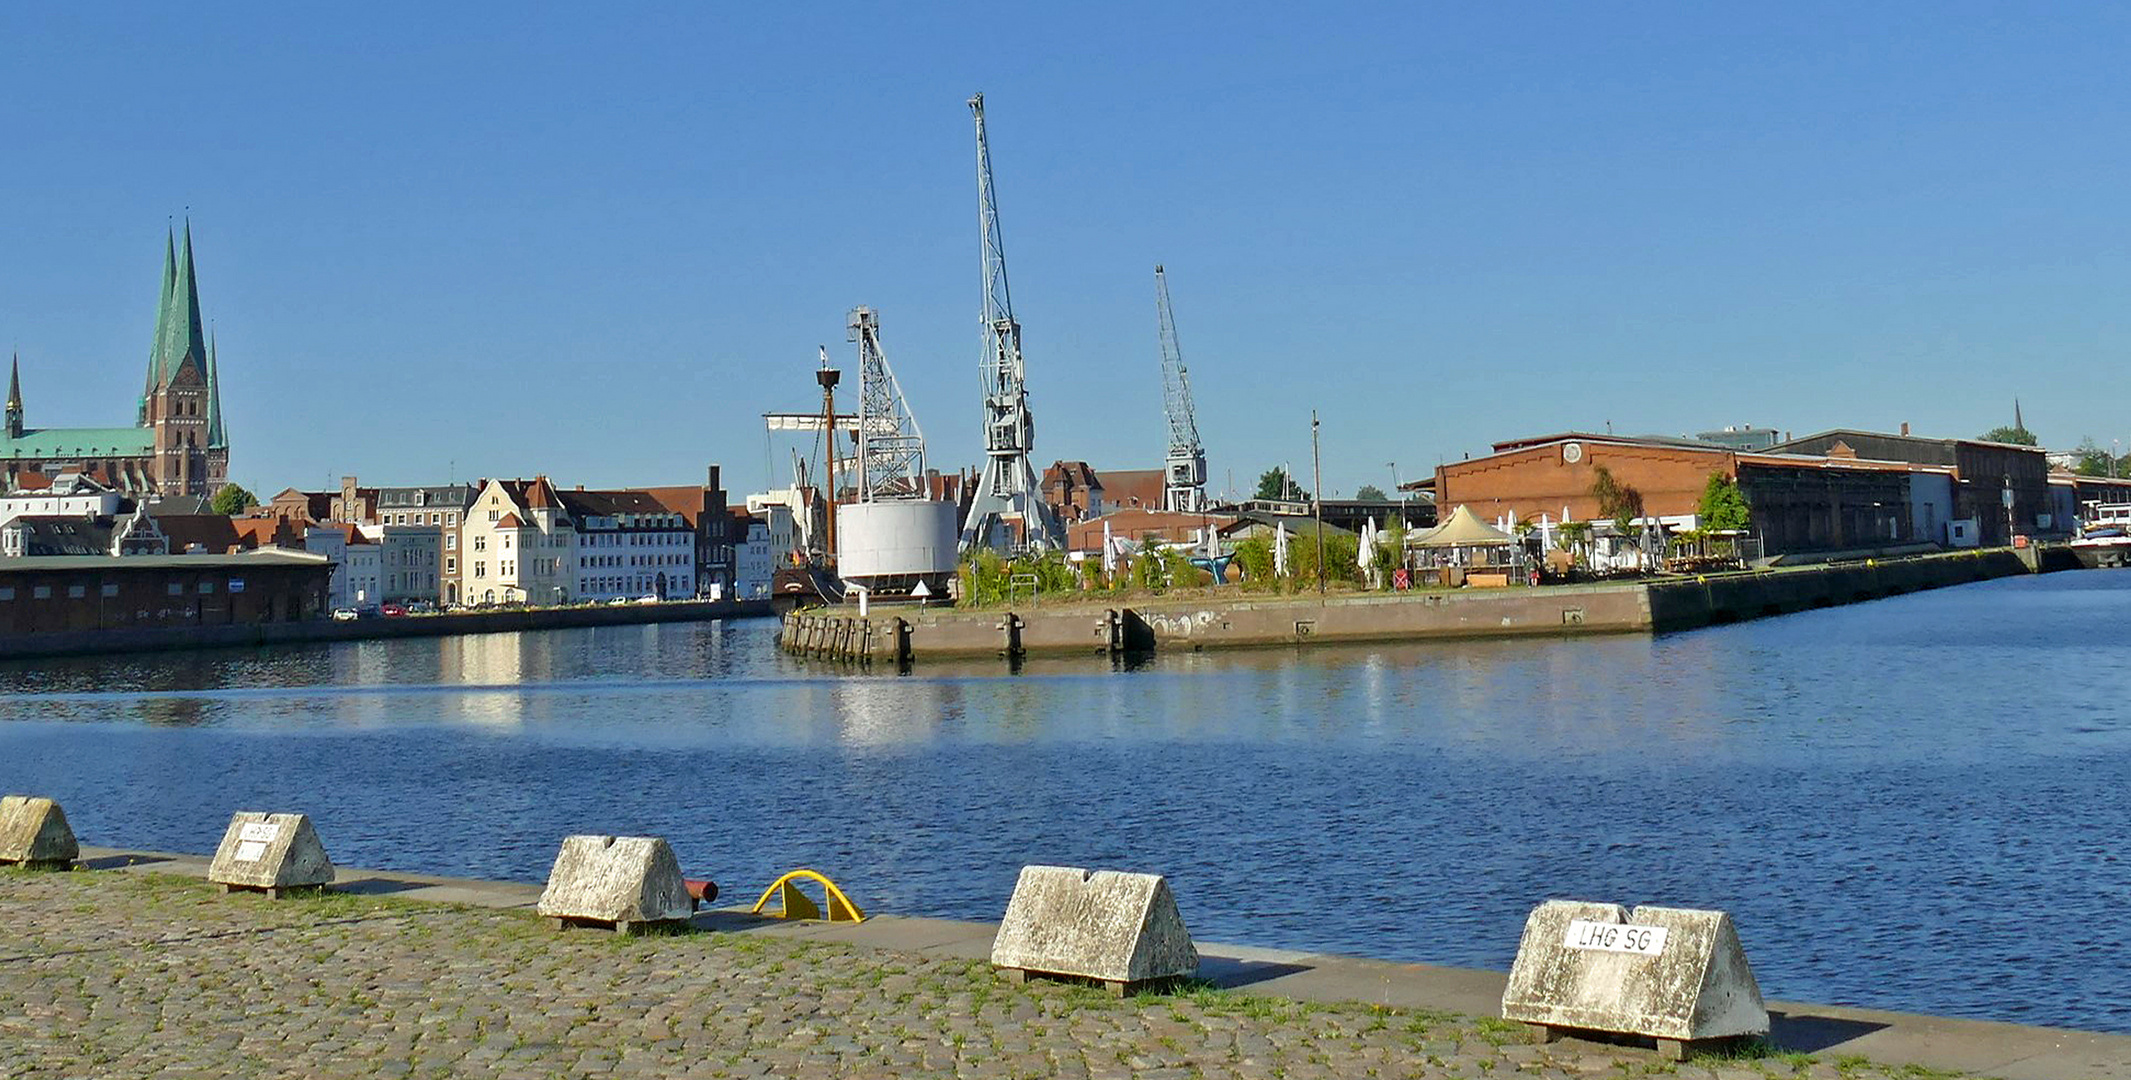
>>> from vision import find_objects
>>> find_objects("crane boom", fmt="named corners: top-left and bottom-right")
top-left (958, 92), bottom-right (1061, 552)
top-left (1155, 265), bottom-right (1207, 513)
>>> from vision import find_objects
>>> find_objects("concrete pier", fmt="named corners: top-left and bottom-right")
top-left (783, 548), bottom-right (2048, 664)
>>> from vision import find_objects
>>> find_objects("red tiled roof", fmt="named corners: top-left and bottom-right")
top-left (1096, 468), bottom-right (1166, 510)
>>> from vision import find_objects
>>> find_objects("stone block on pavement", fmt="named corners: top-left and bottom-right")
top-left (990, 864), bottom-right (1198, 991)
top-left (0, 795), bottom-right (78, 868)
top-left (535, 835), bottom-right (694, 931)
top-left (1501, 899), bottom-right (1767, 1050)
top-left (206, 812), bottom-right (335, 894)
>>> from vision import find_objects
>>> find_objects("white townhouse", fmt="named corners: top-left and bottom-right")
top-left (458, 477), bottom-right (574, 606)
top-left (557, 488), bottom-right (694, 601)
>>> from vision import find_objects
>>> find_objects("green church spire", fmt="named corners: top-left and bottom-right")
top-left (153, 221), bottom-right (209, 390)
top-left (206, 332), bottom-right (226, 448)
top-left (141, 228), bottom-right (176, 424)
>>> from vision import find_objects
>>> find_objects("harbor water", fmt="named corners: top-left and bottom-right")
top-left (1, 570), bottom-right (2127, 1032)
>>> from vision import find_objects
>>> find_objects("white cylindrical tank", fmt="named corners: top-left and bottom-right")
top-left (835, 500), bottom-right (959, 582)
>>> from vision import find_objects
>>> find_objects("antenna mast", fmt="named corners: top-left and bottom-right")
top-left (849, 306), bottom-right (928, 501)
top-left (958, 92), bottom-right (1061, 552)
top-left (1155, 264), bottom-right (1207, 513)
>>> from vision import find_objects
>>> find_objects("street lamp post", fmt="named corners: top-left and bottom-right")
top-left (1312, 411), bottom-right (1326, 597)
top-left (1387, 461), bottom-right (1402, 527)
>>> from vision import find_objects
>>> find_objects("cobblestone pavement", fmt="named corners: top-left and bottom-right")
top-left (0, 869), bottom-right (1960, 1080)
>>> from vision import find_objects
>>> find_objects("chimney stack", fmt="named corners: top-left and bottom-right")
top-left (1900, 422), bottom-right (1910, 436)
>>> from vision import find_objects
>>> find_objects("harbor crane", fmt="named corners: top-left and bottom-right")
top-left (1154, 265), bottom-right (1207, 514)
top-left (958, 92), bottom-right (1062, 553)
top-left (848, 306), bottom-right (928, 501)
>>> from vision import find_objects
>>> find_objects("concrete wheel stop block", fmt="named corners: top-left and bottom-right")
top-left (1501, 899), bottom-right (1768, 1060)
top-left (535, 835), bottom-right (694, 935)
top-left (989, 864), bottom-right (1199, 996)
top-left (0, 795), bottom-right (79, 869)
top-left (207, 812), bottom-right (335, 897)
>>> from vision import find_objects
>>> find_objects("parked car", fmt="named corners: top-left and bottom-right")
top-left (331, 607), bottom-right (360, 622)
top-left (635, 593), bottom-right (661, 604)
top-left (406, 601), bottom-right (436, 614)
top-left (379, 603), bottom-right (408, 617)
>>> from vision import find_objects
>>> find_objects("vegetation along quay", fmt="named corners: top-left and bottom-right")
top-left (782, 547), bottom-right (2059, 663)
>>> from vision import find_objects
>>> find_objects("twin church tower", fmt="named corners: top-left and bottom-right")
top-left (2, 224), bottom-right (230, 498)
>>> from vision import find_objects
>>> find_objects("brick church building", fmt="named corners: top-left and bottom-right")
top-left (1, 224), bottom-right (230, 497)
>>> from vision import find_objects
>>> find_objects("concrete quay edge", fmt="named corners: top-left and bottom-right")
top-left (63, 846), bottom-right (2130, 1080)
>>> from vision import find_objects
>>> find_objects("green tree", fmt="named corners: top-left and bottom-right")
top-left (209, 483), bottom-right (257, 516)
top-left (2069, 437), bottom-right (2129, 478)
top-left (1696, 472), bottom-right (1751, 532)
top-left (1254, 467), bottom-right (1307, 501)
top-left (1980, 425), bottom-right (2037, 446)
top-left (1355, 483), bottom-right (1388, 501)
top-left (1589, 465), bottom-right (1644, 532)
top-left (1289, 530), bottom-right (1361, 587)
top-left (1233, 535), bottom-right (1275, 584)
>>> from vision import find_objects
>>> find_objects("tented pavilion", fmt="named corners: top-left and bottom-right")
top-left (1408, 504), bottom-right (1521, 583)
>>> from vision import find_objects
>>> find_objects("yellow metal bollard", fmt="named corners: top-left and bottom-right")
top-left (751, 869), bottom-right (866, 923)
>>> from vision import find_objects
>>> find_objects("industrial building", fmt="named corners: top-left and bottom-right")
top-left (1432, 432), bottom-right (1972, 556)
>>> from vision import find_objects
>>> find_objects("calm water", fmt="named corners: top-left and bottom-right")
top-left (2, 572), bottom-right (2128, 1032)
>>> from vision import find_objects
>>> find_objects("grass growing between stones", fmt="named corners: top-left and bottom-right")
top-left (0, 868), bottom-right (1989, 1080)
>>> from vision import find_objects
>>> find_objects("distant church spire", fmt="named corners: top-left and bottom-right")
top-left (2014, 397), bottom-right (2026, 435)
top-left (207, 330), bottom-right (226, 448)
top-left (5, 353), bottom-right (22, 439)
top-left (141, 229), bottom-right (176, 425)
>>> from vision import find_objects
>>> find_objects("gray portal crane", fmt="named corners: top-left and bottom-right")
top-left (848, 306), bottom-right (928, 501)
top-left (958, 92), bottom-right (1062, 552)
top-left (1155, 265), bottom-right (1207, 513)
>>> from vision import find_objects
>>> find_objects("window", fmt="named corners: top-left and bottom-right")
top-left (101, 584), bottom-right (118, 597)
top-left (167, 582), bottom-right (183, 596)
top-left (445, 557), bottom-right (456, 573)
top-left (446, 534), bottom-right (457, 550)
top-left (199, 581), bottom-right (215, 594)
top-left (474, 536), bottom-right (486, 552)
top-left (33, 586), bottom-right (51, 599)
top-left (474, 562), bottom-right (486, 578)
top-left (67, 584), bottom-right (86, 599)
top-left (488, 510), bottom-right (500, 522)
top-left (0, 587), bottom-right (14, 601)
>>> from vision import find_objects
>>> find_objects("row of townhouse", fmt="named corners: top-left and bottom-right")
top-left (264, 466), bottom-right (736, 608)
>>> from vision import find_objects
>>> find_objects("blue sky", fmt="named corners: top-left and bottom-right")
top-left (3, 3), bottom-right (2128, 499)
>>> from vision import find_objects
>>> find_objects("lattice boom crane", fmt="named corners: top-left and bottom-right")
top-left (958, 92), bottom-right (1062, 552)
top-left (1155, 264), bottom-right (1207, 514)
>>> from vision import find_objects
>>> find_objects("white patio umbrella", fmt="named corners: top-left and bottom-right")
top-left (1102, 519), bottom-right (1116, 574)
top-left (1274, 521), bottom-right (1290, 577)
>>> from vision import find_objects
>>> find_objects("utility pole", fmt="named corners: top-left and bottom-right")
top-left (1312, 411), bottom-right (1326, 596)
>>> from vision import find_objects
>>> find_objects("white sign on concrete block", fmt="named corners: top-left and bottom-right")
top-left (1502, 900), bottom-right (1767, 1053)
top-left (207, 812), bottom-right (335, 895)
top-left (535, 835), bottom-right (694, 930)
top-left (0, 795), bottom-right (79, 868)
top-left (990, 865), bottom-right (1199, 991)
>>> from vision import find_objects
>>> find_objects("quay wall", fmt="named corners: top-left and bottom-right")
top-left (783, 548), bottom-right (2052, 664)
top-left (0, 598), bottom-right (775, 660)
